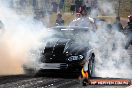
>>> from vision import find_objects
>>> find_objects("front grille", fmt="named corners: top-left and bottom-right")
top-left (43, 43), bottom-right (67, 63)
top-left (60, 63), bottom-right (68, 69)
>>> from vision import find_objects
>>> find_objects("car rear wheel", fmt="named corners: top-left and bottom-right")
top-left (88, 54), bottom-right (95, 78)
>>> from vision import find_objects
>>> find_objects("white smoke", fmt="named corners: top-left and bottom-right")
top-left (92, 27), bottom-right (131, 78)
top-left (0, 0), bottom-right (131, 79)
top-left (0, 0), bottom-right (52, 75)
top-left (93, 0), bottom-right (132, 79)
top-left (70, 0), bottom-right (132, 78)
top-left (98, 0), bottom-right (116, 16)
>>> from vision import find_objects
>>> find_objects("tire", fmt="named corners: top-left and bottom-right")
top-left (88, 55), bottom-right (95, 78)
top-left (82, 78), bottom-right (91, 86)
top-left (82, 78), bottom-right (87, 86)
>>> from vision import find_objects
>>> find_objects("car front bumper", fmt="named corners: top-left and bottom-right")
top-left (41, 63), bottom-right (68, 69)
top-left (40, 62), bottom-right (83, 71)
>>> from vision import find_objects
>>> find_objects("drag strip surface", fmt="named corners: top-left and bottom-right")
top-left (0, 75), bottom-right (129, 88)
top-left (0, 76), bottom-right (80, 88)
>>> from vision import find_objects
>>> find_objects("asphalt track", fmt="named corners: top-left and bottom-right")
top-left (0, 45), bottom-right (131, 88)
top-left (0, 75), bottom-right (131, 88)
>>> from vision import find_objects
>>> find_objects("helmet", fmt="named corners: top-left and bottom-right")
top-left (128, 14), bottom-right (132, 21)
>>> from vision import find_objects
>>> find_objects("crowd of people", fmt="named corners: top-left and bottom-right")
top-left (17, 0), bottom-right (132, 50)
top-left (54, 11), bottom-right (132, 49)
top-left (55, 0), bottom-right (97, 26)
top-left (51, 0), bottom-right (97, 13)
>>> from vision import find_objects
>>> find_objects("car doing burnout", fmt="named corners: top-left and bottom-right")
top-left (23, 26), bottom-right (95, 77)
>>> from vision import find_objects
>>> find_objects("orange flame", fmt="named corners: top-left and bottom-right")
top-left (81, 68), bottom-right (89, 78)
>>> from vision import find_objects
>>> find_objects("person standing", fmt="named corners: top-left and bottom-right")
top-left (19, 0), bottom-right (27, 10)
top-left (75, 0), bottom-right (83, 13)
top-left (113, 16), bottom-right (123, 32)
top-left (51, 0), bottom-right (58, 13)
top-left (55, 13), bottom-right (64, 26)
top-left (84, 0), bottom-right (92, 14)
top-left (32, 0), bottom-right (38, 13)
top-left (59, 0), bottom-right (65, 12)
top-left (70, 0), bottom-right (76, 14)
top-left (124, 14), bottom-right (132, 49)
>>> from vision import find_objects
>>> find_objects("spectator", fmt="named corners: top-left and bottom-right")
top-left (70, 0), bottom-right (76, 14)
top-left (84, 0), bottom-right (92, 14)
top-left (106, 24), bottom-right (112, 32)
top-left (124, 15), bottom-right (132, 31)
top-left (51, 1), bottom-right (58, 12)
top-left (113, 16), bottom-right (123, 32)
top-left (59, 0), bottom-right (65, 12)
top-left (124, 14), bottom-right (132, 49)
top-left (75, 0), bottom-right (83, 13)
top-left (128, 15), bottom-right (132, 26)
top-left (32, 0), bottom-right (38, 11)
top-left (81, 8), bottom-right (87, 17)
top-left (76, 4), bottom-right (86, 15)
top-left (19, 0), bottom-right (26, 10)
top-left (55, 13), bottom-right (64, 26)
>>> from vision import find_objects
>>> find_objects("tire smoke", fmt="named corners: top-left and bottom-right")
top-left (69, 1), bottom-right (132, 78)
top-left (0, 0), bottom-right (131, 79)
top-left (0, 1), bottom-right (52, 75)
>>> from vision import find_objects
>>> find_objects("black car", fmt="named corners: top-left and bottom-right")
top-left (23, 26), bottom-right (95, 77)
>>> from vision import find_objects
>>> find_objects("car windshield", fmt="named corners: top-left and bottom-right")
top-left (50, 26), bottom-right (90, 39)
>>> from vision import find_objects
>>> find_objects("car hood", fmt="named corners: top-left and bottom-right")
top-left (46, 38), bottom-right (89, 56)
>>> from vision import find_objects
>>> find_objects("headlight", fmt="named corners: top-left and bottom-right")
top-left (67, 55), bottom-right (83, 62)
top-left (65, 51), bottom-right (69, 56)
